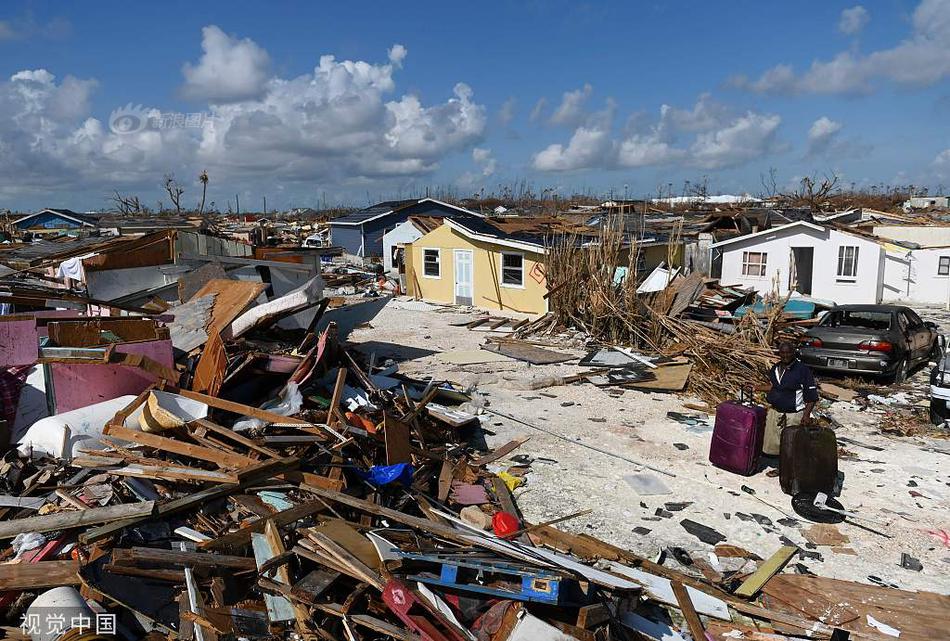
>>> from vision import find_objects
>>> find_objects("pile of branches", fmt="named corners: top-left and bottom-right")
top-left (545, 215), bottom-right (783, 404)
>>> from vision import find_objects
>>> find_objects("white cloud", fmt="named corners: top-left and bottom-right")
top-left (689, 112), bottom-right (782, 169)
top-left (533, 124), bottom-right (614, 171)
top-left (181, 26), bottom-right (272, 103)
top-left (529, 97), bottom-right (547, 123)
top-left (388, 44), bottom-right (407, 66)
top-left (532, 94), bottom-right (782, 172)
top-left (0, 32), bottom-right (487, 205)
top-left (472, 147), bottom-right (496, 176)
top-left (736, 0), bottom-right (950, 94)
top-left (839, 6), bottom-right (869, 35)
top-left (498, 97), bottom-right (516, 125)
top-left (806, 116), bottom-right (843, 156)
top-left (549, 83), bottom-right (592, 126)
top-left (803, 116), bottom-right (871, 158)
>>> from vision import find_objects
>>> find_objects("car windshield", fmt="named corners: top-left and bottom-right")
top-left (820, 310), bottom-right (892, 331)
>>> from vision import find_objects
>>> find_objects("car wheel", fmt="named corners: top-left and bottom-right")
top-left (892, 358), bottom-right (909, 384)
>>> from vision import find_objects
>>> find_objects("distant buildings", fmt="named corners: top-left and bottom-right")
top-left (329, 198), bottom-right (481, 260)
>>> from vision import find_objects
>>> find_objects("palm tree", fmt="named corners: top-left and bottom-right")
top-left (198, 170), bottom-right (209, 215)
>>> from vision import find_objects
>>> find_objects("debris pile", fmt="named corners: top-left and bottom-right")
top-left (3, 302), bottom-right (948, 640)
top-left (542, 220), bottom-right (820, 405)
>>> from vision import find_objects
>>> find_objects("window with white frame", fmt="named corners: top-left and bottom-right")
top-left (741, 251), bottom-right (767, 277)
top-left (837, 245), bottom-right (859, 279)
top-left (422, 248), bottom-right (441, 278)
top-left (500, 252), bottom-right (524, 287)
top-left (939, 256), bottom-right (950, 276)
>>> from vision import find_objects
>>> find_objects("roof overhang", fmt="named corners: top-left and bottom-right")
top-left (445, 218), bottom-right (547, 254)
top-left (709, 220), bottom-right (825, 248)
top-left (329, 198), bottom-right (483, 227)
top-left (14, 209), bottom-right (96, 228)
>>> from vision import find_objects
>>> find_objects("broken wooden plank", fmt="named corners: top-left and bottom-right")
top-left (70, 458), bottom-right (238, 484)
top-left (473, 437), bottom-right (530, 466)
top-left (0, 501), bottom-right (156, 540)
top-left (734, 545), bottom-right (798, 598)
top-left (383, 413), bottom-right (412, 465)
top-left (113, 547), bottom-right (256, 570)
top-left (104, 424), bottom-right (256, 469)
top-left (0, 560), bottom-right (80, 590)
top-left (672, 580), bottom-right (706, 641)
top-left (251, 523), bottom-right (296, 623)
top-left (191, 329), bottom-right (227, 397)
top-left (200, 498), bottom-right (328, 551)
top-left (80, 457), bottom-right (298, 544)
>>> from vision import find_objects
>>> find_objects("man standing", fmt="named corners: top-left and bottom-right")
top-left (761, 341), bottom-right (819, 457)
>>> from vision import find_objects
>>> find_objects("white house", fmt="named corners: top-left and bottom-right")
top-left (903, 196), bottom-right (950, 211)
top-left (881, 244), bottom-right (950, 305)
top-left (382, 220), bottom-right (425, 274)
top-left (712, 221), bottom-right (886, 304)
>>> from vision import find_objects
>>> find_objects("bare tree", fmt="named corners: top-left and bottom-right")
top-left (783, 173), bottom-right (839, 211)
top-left (197, 170), bottom-right (209, 215)
top-left (759, 167), bottom-right (779, 199)
top-left (163, 174), bottom-right (184, 214)
top-left (110, 191), bottom-right (145, 215)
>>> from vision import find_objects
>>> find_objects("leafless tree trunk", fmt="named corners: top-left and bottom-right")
top-left (164, 174), bottom-right (184, 214)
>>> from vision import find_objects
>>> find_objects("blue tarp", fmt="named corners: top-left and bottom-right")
top-left (357, 463), bottom-right (414, 487)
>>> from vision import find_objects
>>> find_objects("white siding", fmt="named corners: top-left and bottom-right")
top-left (382, 221), bottom-right (424, 274)
top-left (872, 225), bottom-right (950, 248)
top-left (717, 226), bottom-right (884, 304)
top-left (882, 247), bottom-right (950, 305)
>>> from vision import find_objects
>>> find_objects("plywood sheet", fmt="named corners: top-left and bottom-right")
top-left (481, 341), bottom-right (573, 365)
top-left (192, 329), bottom-right (227, 396)
top-left (191, 279), bottom-right (266, 336)
top-left (0, 315), bottom-right (38, 367)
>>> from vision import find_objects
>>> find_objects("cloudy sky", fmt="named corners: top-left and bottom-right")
top-left (1, 0), bottom-right (950, 212)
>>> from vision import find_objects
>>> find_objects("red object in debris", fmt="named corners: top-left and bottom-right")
top-left (492, 511), bottom-right (520, 537)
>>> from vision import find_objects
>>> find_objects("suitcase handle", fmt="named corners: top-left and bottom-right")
top-left (739, 386), bottom-right (755, 405)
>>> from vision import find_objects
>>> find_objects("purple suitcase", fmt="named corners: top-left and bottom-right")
top-left (709, 389), bottom-right (766, 476)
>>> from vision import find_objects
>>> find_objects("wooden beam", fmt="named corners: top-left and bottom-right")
top-left (327, 367), bottom-right (347, 428)
top-left (0, 501), bottom-right (155, 540)
top-left (734, 546), bottom-right (798, 598)
top-left (672, 580), bottom-right (706, 641)
top-left (200, 498), bottom-right (328, 552)
top-left (104, 424), bottom-right (256, 469)
top-left (79, 457), bottom-right (298, 544)
top-left (190, 419), bottom-right (281, 459)
top-left (113, 547), bottom-right (256, 570)
top-left (0, 560), bottom-right (80, 590)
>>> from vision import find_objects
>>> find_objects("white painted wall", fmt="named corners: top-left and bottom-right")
top-left (85, 266), bottom-right (172, 300)
top-left (882, 247), bottom-right (950, 305)
top-left (716, 226), bottom-right (884, 304)
top-left (872, 225), bottom-right (950, 248)
top-left (383, 221), bottom-right (423, 274)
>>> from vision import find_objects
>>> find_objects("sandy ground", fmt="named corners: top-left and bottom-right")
top-left (348, 297), bottom-right (950, 594)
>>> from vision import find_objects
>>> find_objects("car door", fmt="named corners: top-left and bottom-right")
top-left (904, 310), bottom-right (931, 361)
top-left (895, 311), bottom-right (915, 360)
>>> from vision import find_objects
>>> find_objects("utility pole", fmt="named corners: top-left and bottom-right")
top-left (262, 195), bottom-right (267, 215)
top-left (235, 193), bottom-right (240, 215)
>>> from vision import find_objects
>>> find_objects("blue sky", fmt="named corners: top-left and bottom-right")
top-left (1, 0), bottom-right (949, 211)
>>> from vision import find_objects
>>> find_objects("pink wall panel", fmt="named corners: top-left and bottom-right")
top-left (0, 316), bottom-right (39, 367)
top-left (50, 339), bottom-right (175, 413)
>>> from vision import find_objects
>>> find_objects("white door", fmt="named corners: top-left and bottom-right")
top-left (454, 249), bottom-right (473, 305)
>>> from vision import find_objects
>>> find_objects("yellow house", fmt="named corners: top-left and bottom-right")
top-left (405, 217), bottom-right (550, 315)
